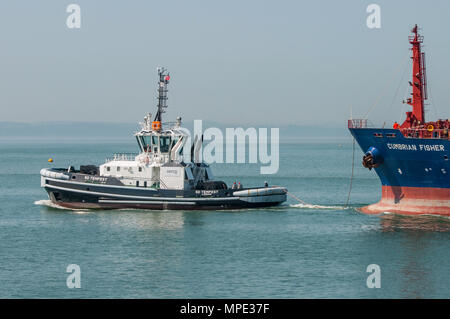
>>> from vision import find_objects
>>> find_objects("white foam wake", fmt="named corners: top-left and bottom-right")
top-left (289, 203), bottom-right (346, 210)
top-left (34, 199), bottom-right (89, 213)
top-left (34, 199), bottom-right (66, 209)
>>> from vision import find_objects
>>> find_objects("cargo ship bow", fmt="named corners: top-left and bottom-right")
top-left (349, 25), bottom-right (450, 216)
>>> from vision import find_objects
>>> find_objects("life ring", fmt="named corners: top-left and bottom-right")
top-left (427, 124), bottom-right (434, 132)
top-left (152, 121), bottom-right (161, 130)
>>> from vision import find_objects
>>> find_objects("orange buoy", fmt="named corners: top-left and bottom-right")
top-left (427, 124), bottom-right (434, 132)
top-left (48, 158), bottom-right (53, 163)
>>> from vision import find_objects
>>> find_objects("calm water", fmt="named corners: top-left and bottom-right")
top-left (0, 138), bottom-right (449, 298)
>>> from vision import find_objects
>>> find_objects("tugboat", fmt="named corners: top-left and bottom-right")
top-left (40, 68), bottom-right (287, 210)
top-left (349, 25), bottom-right (450, 216)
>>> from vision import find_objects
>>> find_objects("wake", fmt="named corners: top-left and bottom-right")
top-left (34, 199), bottom-right (89, 213)
top-left (35, 199), bottom-right (349, 213)
top-left (289, 203), bottom-right (347, 210)
top-left (34, 199), bottom-right (66, 209)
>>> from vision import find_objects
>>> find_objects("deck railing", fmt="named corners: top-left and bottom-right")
top-left (348, 119), bottom-right (450, 139)
top-left (400, 128), bottom-right (450, 139)
top-left (106, 153), bottom-right (138, 162)
top-left (348, 119), bottom-right (369, 128)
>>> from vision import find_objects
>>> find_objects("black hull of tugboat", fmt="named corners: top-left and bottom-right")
top-left (47, 196), bottom-right (284, 210)
top-left (42, 177), bottom-right (287, 210)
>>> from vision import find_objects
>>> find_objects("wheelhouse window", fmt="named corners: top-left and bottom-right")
top-left (159, 136), bottom-right (172, 153)
top-left (136, 136), bottom-right (144, 152)
top-left (137, 134), bottom-right (174, 153)
top-left (139, 136), bottom-right (152, 152)
top-left (152, 135), bottom-right (159, 152)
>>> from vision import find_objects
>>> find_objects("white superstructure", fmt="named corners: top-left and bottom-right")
top-left (99, 116), bottom-right (207, 189)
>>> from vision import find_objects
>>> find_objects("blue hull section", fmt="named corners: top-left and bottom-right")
top-left (349, 128), bottom-right (450, 189)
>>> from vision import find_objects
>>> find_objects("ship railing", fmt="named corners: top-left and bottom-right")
top-left (117, 175), bottom-right (160, 182)
top-left (106, 153), bottom-right (138, 162)
top-left (119, 175), bottom-right (166, 189)
top-left (348, 119), bottom-right (374, 128)
top-left (161, 121), bottom-right (183, 130)
top-left (400, 128), bottom-right (450, 139)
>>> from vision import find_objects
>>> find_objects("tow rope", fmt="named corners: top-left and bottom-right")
top-left (345, 138), bottom-right (355, 208)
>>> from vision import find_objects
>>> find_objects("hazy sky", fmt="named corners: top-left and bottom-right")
top-left (1, 0), bottom-right (449, 126)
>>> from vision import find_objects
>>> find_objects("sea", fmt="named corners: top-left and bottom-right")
top-left (0, 137), bottom-right (449, 298)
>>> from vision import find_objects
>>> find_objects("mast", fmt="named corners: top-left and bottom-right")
top-left (152, 67), bottom-right (170, 131)
top-left (401, 24), bottom-right (428, 129)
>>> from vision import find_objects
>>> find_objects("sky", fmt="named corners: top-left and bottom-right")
top-left (0, 0), bottom-right (449, 126)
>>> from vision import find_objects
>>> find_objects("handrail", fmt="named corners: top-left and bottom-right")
top-left (106, 153), bottom-right (138, 162)
top-left (348, 119), bottom-right (372, 128)
top-left (400, 128), bottom-right (450, 139)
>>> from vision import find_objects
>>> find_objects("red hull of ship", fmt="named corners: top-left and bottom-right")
top-left (360, 186), bottom-right (450, 216)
